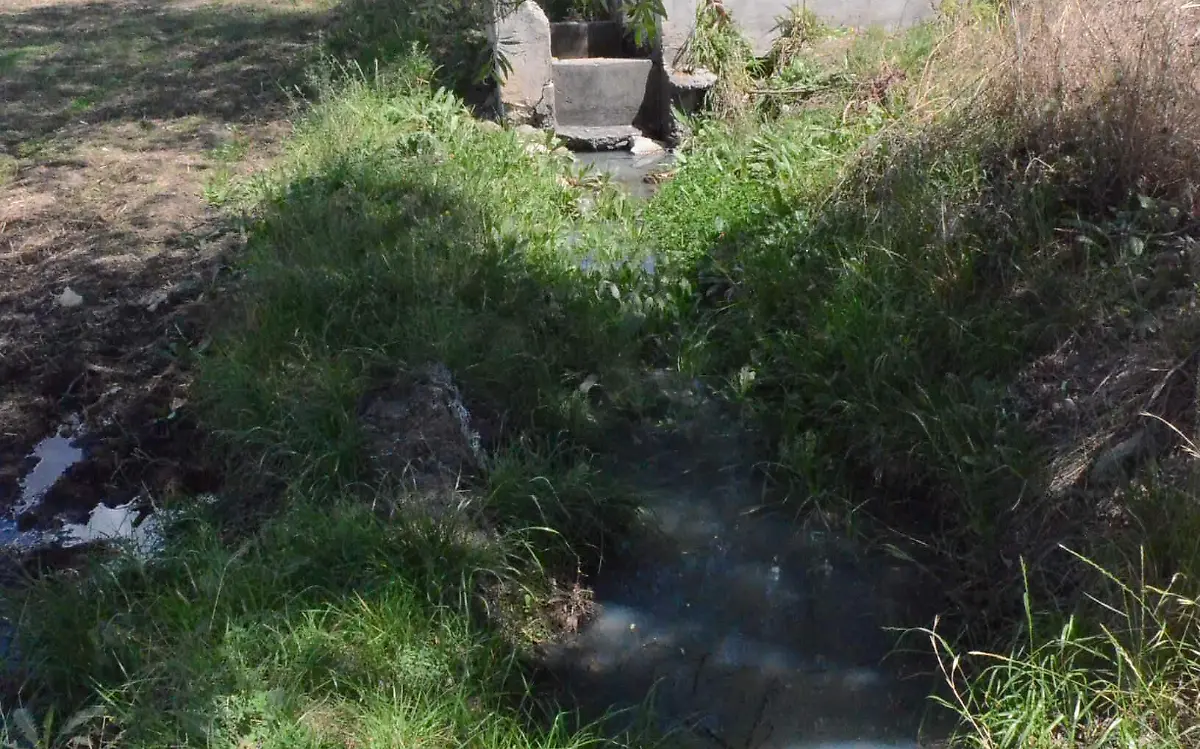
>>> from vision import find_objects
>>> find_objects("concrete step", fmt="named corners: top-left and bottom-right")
top-left (551, 58), bottom-right (654, 128)
top-left (555, 125), bottom-right (642, 151)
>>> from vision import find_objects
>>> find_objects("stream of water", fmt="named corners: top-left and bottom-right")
top-left (573, 149), bottom-right (672, 199)
top-left (542, 384), bottom-right (945, 748)
top-left (4, 151), bottom-right (945, 741)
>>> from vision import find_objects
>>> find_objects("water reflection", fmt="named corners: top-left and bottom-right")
top-left (15, 432), bottom-right (83, 516)
top-left (573, 150), bottom-right (672, 200)
top-left (543, 416), bottom-right (943, 747)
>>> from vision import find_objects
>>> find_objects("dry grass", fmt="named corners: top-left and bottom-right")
top-left (1007, 0), bottom-right (1200, 205)
top-left (924, 0), bottom-right (1200, 208)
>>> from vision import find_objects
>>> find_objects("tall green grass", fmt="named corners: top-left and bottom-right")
top-left (201, 58), bottom-right (655, 519)
top-left (4, 500), bottom-right (605, 747)
top-left (7, 1), bottom-right (1200, 746)
top-left (4, 55), bottom-right (662, 745)
top-left (929, 549), bottom-right (1200, 747)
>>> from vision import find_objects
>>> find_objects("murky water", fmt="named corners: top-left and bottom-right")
top-left (4, 423), bottom-right (168, 560)
top-left (574, 150), bottom-right (673, 199)
top-left (15, 433), bottom-right (83, 516)
top-left (60, 501), bottom-right (164, 558)
top-left (544, 399), bottom-right (945, 747)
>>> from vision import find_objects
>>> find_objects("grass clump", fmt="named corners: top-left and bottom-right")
top-left (199, 55), bottom-right (663, 563)
top-left (328, 0), bottom-right (511, 90)
top-left (931, 550), bottom-right (1200, 747)
top-left (4, 501), bottom-right (600, 747)
top-left (673, 0), bottom-right (758, 118)
top-left (5, 49), bottom-right (658, 746)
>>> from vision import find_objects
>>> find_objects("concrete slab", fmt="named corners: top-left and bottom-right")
top-left (552, 58), bottom-right (655, 127)
top-left (659, 0), bottom-right (938, 65)
top-left (555, 125), bottom-right (642, 151)
top-left (492, 0), bottom-right (555, 126)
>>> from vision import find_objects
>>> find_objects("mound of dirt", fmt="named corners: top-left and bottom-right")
top-left (359, 363), bottom-right (488, 520)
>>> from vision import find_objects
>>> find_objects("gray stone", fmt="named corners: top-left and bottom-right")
top-left (556, 125), bottom-right (642, 151)
top-left (630, 135), bottom-right (665, 156)
top-left (663, 67), bottom-right (718, 143)
top-left (359, 364), bottom-right (485, 497)
top-left (492, 0), bottom-right (554, 127)
top-left (56, 287), bottom-right (84, 308)
top-left (534, 81), bottom-right (557, 127)
top-left (1088, 429), bottom-right (1153, 486)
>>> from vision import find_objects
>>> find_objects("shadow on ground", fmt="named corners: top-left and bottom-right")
top-left (0, 0), bottom-right (331, 542)
top-left (0, 0), bottom-right (329, 149)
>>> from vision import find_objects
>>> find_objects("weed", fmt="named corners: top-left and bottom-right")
top-left (0, 706), bottom-right (108, 749)
top-left (674, 0), bottom-right (757, 117)
top-left (0, 155), bottom-right (16, 187)
top-left (4, 499), bottom-right (606, 747)
top-left (929, 550), bottom-right (1200, 747)
top-left (767, 4), bottom-right (830, 71)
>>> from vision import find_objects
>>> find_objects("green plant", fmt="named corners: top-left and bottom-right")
top-left (540, 0), bottom-right (608, 21)
top-left (0, 154), bottom-right (17, 188)
top-left (1, 707), bottom-right (107, 749)
top-left (929, 550), bottom-right (1200, 747)
top-left (623, 0), bottom-right (667, 48)
top-left (767, 4), bottom-right (829, 70)
top-left (673, 0), bottom-right (756, 116)
top-left (329, 0), bottom-right (520, 89)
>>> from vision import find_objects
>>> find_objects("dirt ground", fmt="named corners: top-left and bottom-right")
top-left (0, 0), bottom-right (331, 540)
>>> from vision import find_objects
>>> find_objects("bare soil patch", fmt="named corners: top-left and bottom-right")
top-left (0, 0), bottom-right (330, 542)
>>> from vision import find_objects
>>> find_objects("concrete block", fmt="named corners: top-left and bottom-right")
top-left (491, 0), bottom-right (555, 127)
top-left (552, 58), bottom-right (654, 127)
top-left (659, 0), bottom-right (938, 66)
top-left (555, 125), bottom-right (642, 151)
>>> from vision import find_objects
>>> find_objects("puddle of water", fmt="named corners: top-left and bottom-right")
top-left (15, 433), bottom-right (83, 516)
top-left (5, 421), bottom-right (177, 562)
top-left (544, 419), bottom-right (945, 747)
top-left (61, 501), bottom-right (165, 560)
top-left (0, 519), bottom-right (55, 551)
top-left (574, 150), bottom-right (673, 199)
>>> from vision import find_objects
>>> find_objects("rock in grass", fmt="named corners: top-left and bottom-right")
top-left (1088, 428), bottom-right (1152, 487)
top-left (56, 287), bottom-right (84, 308)
top-left (630, 136), bottom-right (665, 157)
top-left (359, 364), bottom-right (486, 518)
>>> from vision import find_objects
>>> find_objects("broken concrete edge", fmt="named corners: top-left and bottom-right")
top-left (667, 66), bottom-right (718, 91)
top-left (555, 125), bottom-right (642, 151)
top-left (491, 0), bottom-right (555, 128)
